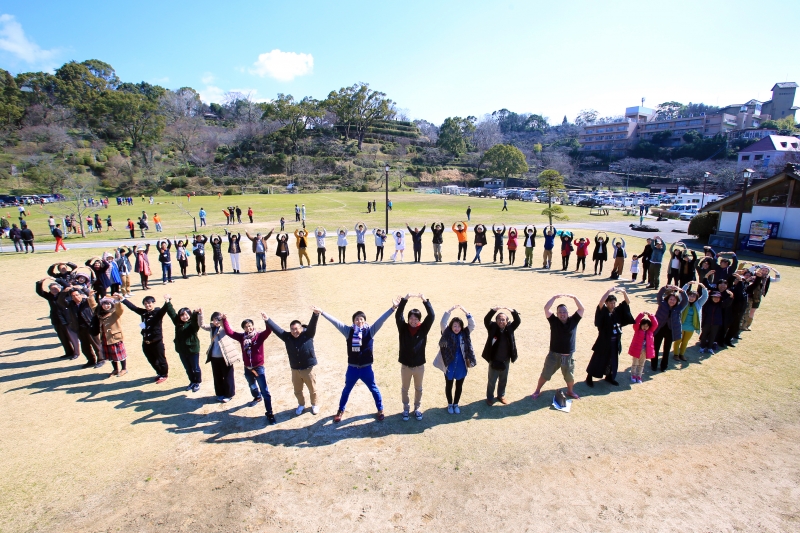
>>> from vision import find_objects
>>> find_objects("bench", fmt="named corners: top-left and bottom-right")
top-left (590, 207), bottom-right (609, 216)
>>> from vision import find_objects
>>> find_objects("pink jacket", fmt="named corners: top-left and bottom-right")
top-left (628, 313), bottom-right (658, 359)
top-left (575, 240), bottom-right (590, 257)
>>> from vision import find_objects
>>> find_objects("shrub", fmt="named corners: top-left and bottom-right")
top-left (171, 177), bottom-right (188, 189)
top-left (197, 177), bottom-right (212, 187)
top-left (688, 212), bottom-right (719, 240)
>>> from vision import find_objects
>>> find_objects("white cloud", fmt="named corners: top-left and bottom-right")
top-left (201, 72), bottom-right (215, 84)
top-left (151, 76), bottom-right (170, 84)
top-left (198, 85), bottom-right (226, 104)
top-left (0, 14), bottom-right (57, 64)
top-left (249, 49), bottom-right (313, 82)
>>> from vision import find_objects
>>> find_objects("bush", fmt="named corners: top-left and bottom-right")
top-left (171, 177), bottom-right (188, 189)
top-left (197, 177), bottom-right (212, 187)
top-left (688, 212), bottom-right (719, 240)
top-left (223, 187), bottom-right (239, 195)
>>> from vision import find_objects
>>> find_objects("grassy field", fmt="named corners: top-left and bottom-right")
top-left (4, 192), bottom-right (645, 244)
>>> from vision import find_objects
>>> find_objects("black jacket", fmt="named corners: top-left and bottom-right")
top-left (406, 225), bottom-right (426, 246)
top-left (431, 223), bottom-right (444, 244)
top-left (267, 314), bottom-right (319, 369)
top-left (639, 244), bottom-right (653, 262)
top-left (481, 309), bottom-right (520, 365)
top-left (396, 298), bottom-right (435, 367)
top-left (21, 228), bottom-right (34, 241)
top-left (122, 299), bottom-right (170, 343)
top-left (35, 281), bottom-right (60, 320)
top-left (67, 295), bottom-right (96, 331)
top-left (474, 229), bottom-right (487, 246)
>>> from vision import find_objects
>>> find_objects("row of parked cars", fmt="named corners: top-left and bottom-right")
top-left (0, 194), bottom-right (64, 207)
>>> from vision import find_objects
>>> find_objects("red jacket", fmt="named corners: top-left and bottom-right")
top-left (628, 313), bottom-right (659, 359)
top-left (575, 240), bottom-right (590, 257)
top-left (223, 318), bottom-right (271, 367)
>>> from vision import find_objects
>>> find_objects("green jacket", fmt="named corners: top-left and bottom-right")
top-left (166, 302), bottom-right (201, 354)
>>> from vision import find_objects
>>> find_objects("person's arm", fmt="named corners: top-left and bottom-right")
top-left (47, 264), bottom-right (58, 277)
top-left (543, 295), bottom-right (559, 318)
top-left (484, 309), bottom-right (496, 330)
top-left (508, 309), bottom-right (521, 331)
top-left (264, 229), bottom-right (273, 240)
top-left (440, 309), bottom-right (452, 333)
top-left (657, 286), bottom-right (666, 304)
top-left (198, 311), bottom-right (210, 331)
top-left (395, 297), bottom-right (408, 328)
top-left (120, 298), bottom-right (145, 316)
top-left (597, 287), bottom-right (612, 308)
top-left (572, 295), bottom-right (585, 317)
top-left (246, 231), bottom-right (254, 241)
top-left (420, 225), bottom-right (426, 235)
top-left (305, 311), bottom-right (319, 338)
top-left (371, 304), bottom-right (397, 336)
top-left (221, 317), bottom-right (244, 341)
top-left (320, 311), bottom-right (351, 337)
top-left (35, 280), bottom-right (49, 299)
top-left (265, 318), bottom-right (286, 338)
top-left (421, 297), bottom-right (435, 333)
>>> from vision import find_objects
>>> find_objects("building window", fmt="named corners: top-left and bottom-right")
top-left (792, 143), bottom-right (798, 148)
top-left (721, 193), bottom-right (754, 213)
top-left (781, 142), bottom-right (788, 148)
top-left (755, 180), bottom-right (790, 207)
top-left (741, 155), bottom-right (750, 160)
top-left (754, 155), bottom-right (763, 160)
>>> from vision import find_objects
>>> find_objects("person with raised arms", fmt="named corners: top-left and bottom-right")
top-left (531, 294), bottom-right (584, 400)
top-left (222, 312), bottom-right (276, 424)
top-left (452, 221), bottom-right (468, 262)
top-left (199, 311), bottom-right (240, 403)
top-left (336, 227), bottom-right (349, 264)
top-left (209, 234), bottom-right (225, 274)
top-left (585, 287), bottom-right (634, 387)
top-left (166, 300), bottom-right (202, 392)
top-left (275, 232), bottom-right (291, 271)
top-left (592, 232), bottom-right (610, 276)
top-left (294, 228), bottom-right (312, 268)
top-left (354, 222), bottom-right (368, 263)
top-left (395, 293), bottom-right (435, 421)
top-left (317, 299), bottom-right (398, 423)
top-left (491, 223), bottom-right (506, 263)
top-left (574, 236), bottom-right (589, 273)
top-left (542, 225), bottom-right (556, 269)
top-left (224, 230), bottom-right (242, 274)
top-left (372, 228), bottom-right (387, 262)
top-left (406, 224), bottom-right (426, 263)
top-left (246, 229), bottom-right (273, 273)
top-left (559, 231), bottom-right (574, 271)
top-left (315, 227), bottom-right (328, 266)
top-left (121, 294), bottom-right (172, 384)
top-left (266, 308), bottom-right (320, 416)
top-left (482, 305), bottom-right (521, 406)
top-left (432, 304), bottom-right (476, 414)
top-left (390, 229), bottom-right (406, 262)
top-left (522, 225), bottom-right (537, 268)
top-left (471, 223), bottom-right (487, 264)
top-left (506, 227), bottom-right (519, 265)
top-left (431, 222), bottom-right (445, 262)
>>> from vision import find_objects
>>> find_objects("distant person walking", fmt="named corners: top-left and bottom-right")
top-left (295, 204), bottom-right (300, 222)
top-left (247, 207), bottom-right (253, 223)
top-left (199, 208), bottom-right (207, 227)
top-left (466, 206), bottom-right (472, 221)
top-left (502, 198), bottom-right (508, 211)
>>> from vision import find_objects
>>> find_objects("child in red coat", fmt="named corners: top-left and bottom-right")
top-left (628, 312), bottom-right (658, 383)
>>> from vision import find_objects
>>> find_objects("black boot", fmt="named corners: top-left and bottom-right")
top-left (585, 375), bottom-right (594, 388)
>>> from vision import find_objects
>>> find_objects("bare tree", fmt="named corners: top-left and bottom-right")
top-left (472, 115), bottom-right (503, 152)
top-left (413, 119), bottom-right (439, 144)
top-left (59, 175), bottom-right (102, 237)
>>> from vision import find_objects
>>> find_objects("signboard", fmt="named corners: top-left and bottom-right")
top-left (747, 220), bottom-right (780, 252)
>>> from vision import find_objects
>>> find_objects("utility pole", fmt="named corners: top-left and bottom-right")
top-left (384, 163), bottom-right (389, 233)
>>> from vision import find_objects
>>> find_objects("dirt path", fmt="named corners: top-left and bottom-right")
top-left (2, 235), bottom-right (799, 532)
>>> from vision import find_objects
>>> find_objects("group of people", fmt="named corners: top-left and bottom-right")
top-left (34, 235), bottom-right (779, 424)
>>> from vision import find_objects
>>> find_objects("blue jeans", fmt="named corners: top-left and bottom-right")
top-left (161, 262), bottom-right (172, 283)
top-left (339, 365), bottom-right (383, 411)
top-left (199, 217), bottom-right (206, 226)
top-left (472, 245), bottom-right (484, 263)
top-left (178, 352), bottom-right (201, 384)
top-left (255, 252), bottom-right (266, 272)
top-left (244, 365), bottom-right (273, 413)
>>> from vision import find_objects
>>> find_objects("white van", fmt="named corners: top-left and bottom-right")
top-left (666, 203), bottom-right (698, 215)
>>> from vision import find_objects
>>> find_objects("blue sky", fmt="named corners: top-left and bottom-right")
top-left (1, 0), bottom-right (799, 124)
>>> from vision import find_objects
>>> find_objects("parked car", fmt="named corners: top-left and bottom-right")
top-left (577, 198), bottom-right (603, 207)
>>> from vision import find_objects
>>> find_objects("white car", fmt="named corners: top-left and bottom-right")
top-left (679, 211), bottom-right (696, 221)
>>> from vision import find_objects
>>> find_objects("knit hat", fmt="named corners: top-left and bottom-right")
top-left (711, 291), bottom-right (722, 297)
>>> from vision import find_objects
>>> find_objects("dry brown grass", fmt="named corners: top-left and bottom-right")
top-left (2, 232), bottom-right (799, 532)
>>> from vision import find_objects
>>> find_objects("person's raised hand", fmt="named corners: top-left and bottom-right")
top-left (392, 296), bottom-right (401, 308)
top-left (311, 306), bottom-right (321, 315)
top-left (164, 294), bottom-right (171, 301)
top-left (260, 312), bottom-right (268, 321)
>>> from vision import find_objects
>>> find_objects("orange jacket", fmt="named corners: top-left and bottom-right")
top-left (452, 222), bottom-right (468, 243)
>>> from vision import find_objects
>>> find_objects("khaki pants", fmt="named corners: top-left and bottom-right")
top-left (631, 349), bottom-right (647, 377)
top-left (121, 274), bottom-right (131, 295)
top-left (298, 247), bottom-right (311, 266)
top-left (400, 364), bottom-right (424, 411)
top-left (292, 367), bottom-right (317, 406)
top-left (542, 249), bottom-right (552, 267)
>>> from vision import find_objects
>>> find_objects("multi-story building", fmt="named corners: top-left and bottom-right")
top-left (761, 82), bottom-right (798, 121)
top-left (579, 82), bottom-right (796, 155)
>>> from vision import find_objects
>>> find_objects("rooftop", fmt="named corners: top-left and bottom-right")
top-left (739, 135), bottom-right (800, 153)
top-left (772, 82), bottom-right (799, 90)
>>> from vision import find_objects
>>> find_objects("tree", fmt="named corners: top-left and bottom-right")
top-left (437, 116), bottom-right (476, 156)
top-left (95, 91), bottom-right (165, 151)
top-left (761, 116), bottom-right (799, 135)
top-left (0, 69), bottom-right (24, 129)
top-left (538, 169), bottom-right (568, 225)
top-left (472, 115), bottom-right (503, 151)
top-left (324, 83), bottom-right (394, 150)
top-left (656, 101), bottom-right (685, 120)
top-left (53, 61), bottom-right (114, 120)
top-left (574, 109), bottom-right (598, 126)
top-left (59, 174), bottom-right (101, 237)
top-left (413, 119), bottom-right (439, 143)
top-left (481, 144), bottom-right (528, 185)
top-left (261, 94), bottom-right (324, 154)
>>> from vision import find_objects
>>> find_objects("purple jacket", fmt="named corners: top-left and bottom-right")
top-left (222, 318), bottom-right (272, 367)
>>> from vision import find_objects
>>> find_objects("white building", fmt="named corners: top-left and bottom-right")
top-left (701, 163), bottom-right (800, 241)
top-left (737, 135), bottom-right (800, 175)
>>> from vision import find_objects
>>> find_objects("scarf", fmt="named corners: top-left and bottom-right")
top-left (350, 325), bottom-right (364, 352)
top-left (439, 328), bottom-right (475, 368)
top-left (242, 331), bottom-right (257, 358)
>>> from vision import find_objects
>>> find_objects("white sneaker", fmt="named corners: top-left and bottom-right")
top-left (307, 264), bottom-right (312, 268)
top-left (453, 405), bottom-right (461, 414)
top-left (221, 397), bottom-right (231, 403)
top-left (300, 265), bottom-right (304, 269)
top-left (447, 404), bottom-right (454, 414)
top-left (708, 349), bottom-right (715, 355)
top-left (295, 405), bottom-right (305, 416)
top-left (311, 405), bottom-right (319, 415)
